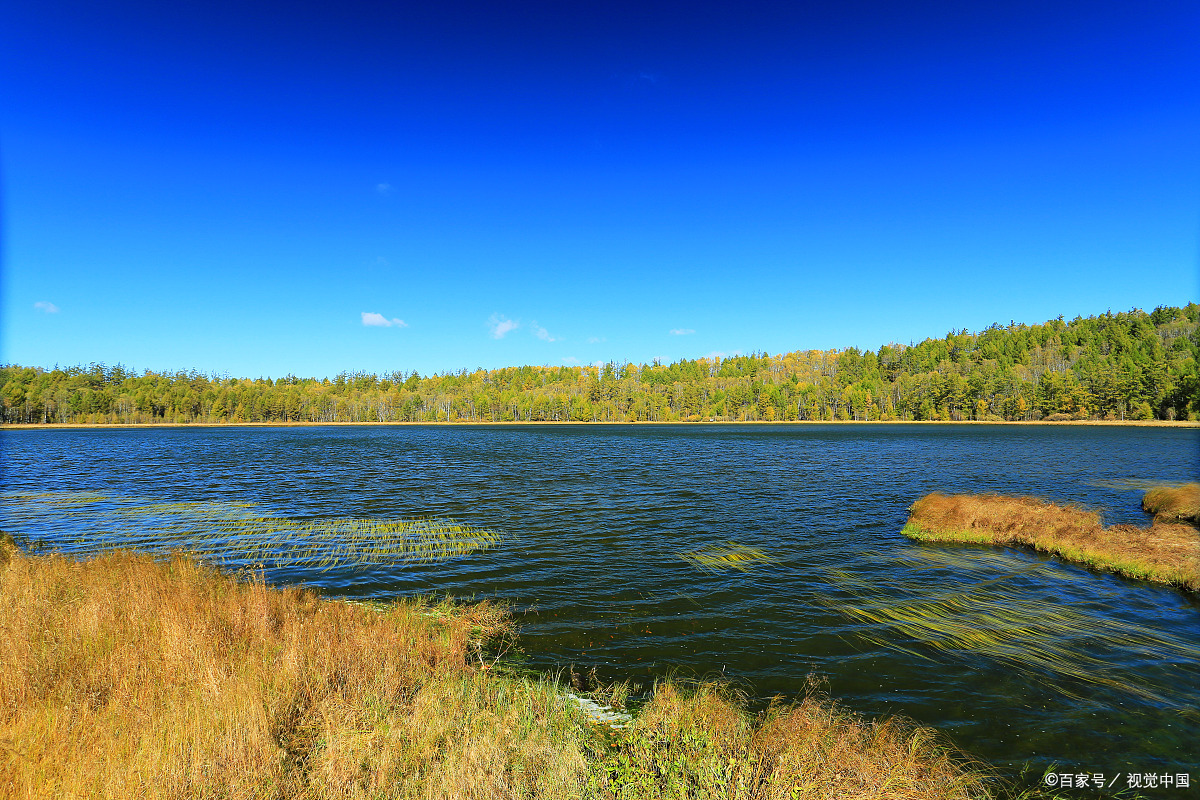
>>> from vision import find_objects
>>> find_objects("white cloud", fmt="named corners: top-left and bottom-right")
top-left (489, 314), bottom-right (519, 339)
top-left (361, 311), bottom-right (408, 328)
top-left (562, 356), bottom-right (581, 365)
top-left (376, 182), bottom-right (392, 196)
top-left (34, 301), bottom-right (60, 313)
top-left (669, 328), bottom-right (696, 336)
top-left (531, 321), bottom-right (557, 342)
top-left (586, 336), bottom-right (606, 344)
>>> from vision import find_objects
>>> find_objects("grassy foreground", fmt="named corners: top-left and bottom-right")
top-left (0, 540), bottom-right (1010, 800)
top-left (903, 492), bottom-right (1200, 592)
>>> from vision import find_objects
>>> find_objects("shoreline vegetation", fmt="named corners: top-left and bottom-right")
top-left (3, 304), bottom-right (1197, 426)
top-left (2, 418), bottom-right (1198, 430)
top-left (0, 540), bottom-right (1032, 800)
top-left (903, 487), bottom-right (1200, 592)
top-left (1142, 483), bottom-right (1200, 526)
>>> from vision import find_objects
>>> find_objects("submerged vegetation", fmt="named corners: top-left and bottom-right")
top-left (2, 491), bottom-right (500, 571)
top-left (2, 304), bottom-right (1197, 424)
top-left (823, 548), bottom-right (1200, 709)
top-left (678, 540), bottom-right (777, 573)
top-left (1, 542), bottom-right (1014, 799)
top-left (903, 491), bottom-right (1200, 592)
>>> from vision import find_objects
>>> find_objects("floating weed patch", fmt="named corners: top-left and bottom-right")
top-left (678, 541), bottom-right (776, 573)
top-left (1, 490), bottom-right (501, 572)
top-left (823, 550), bottom-right (1200, 711)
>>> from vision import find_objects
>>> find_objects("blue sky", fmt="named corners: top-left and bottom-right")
top-left (3, 0), bottom-right (1198, 378)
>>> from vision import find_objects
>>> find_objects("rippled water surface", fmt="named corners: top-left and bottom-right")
top-left (3, 423), bottom-right (1198, 786)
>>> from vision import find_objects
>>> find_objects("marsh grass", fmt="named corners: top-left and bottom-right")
top-left (678, 541), bottom-right (776, 573)
top-left (1, 491), bottom-right (501, 571)
top-left (1142, 482), bottom-right (1200, 525)
top-left (822, 550), bottom-right (1200, 710)
top-left (0, 540), bottom-right (1023, 799)
top-left (0, 540), bottom-right (589, 799)
top-left (903, 492), bottom-right (1200, 592)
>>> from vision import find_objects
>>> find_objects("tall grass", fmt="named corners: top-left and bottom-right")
top-left (1142, 482), bottom-right (1200, 525)
top-left (903, 492), bottom-right (1200, 592)
top-left (0, 539), bottom-right (1014, 799)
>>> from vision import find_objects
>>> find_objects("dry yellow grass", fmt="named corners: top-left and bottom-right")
top-left (904, 492), bottom-right (1200, 592)
top-left (0, 539), bottom-right (587, 799)
top-left (0, 538), bottom-right (1015, 799)
top-left (1142, 482), bottom-right (1200, 525)
top-left (598, 682), bottom-right (995, 800)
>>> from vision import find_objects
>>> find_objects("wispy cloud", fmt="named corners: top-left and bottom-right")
top-left (489, 314), bottom-right (519, 339)
top-left (33, 301), bottom-right (60, 313)
top-left (530, 321), bottom-right (557, 342)
top-left (361, 311), bottom-right (407, 328)
top-left (375, 182), bottom-right (392, 196)
top-left (562, 356), bottom-right (580, 365)
top-left (586, 336), bottom-right (606, 344)
top-left (669, 328), bottom-right (695, 336)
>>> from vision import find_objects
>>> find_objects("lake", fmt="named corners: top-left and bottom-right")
top-left (3, 423), bottom-right (1198, 789)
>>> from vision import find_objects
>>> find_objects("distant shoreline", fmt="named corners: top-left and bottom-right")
top-left (3, 419), bottom-right (1197, 430)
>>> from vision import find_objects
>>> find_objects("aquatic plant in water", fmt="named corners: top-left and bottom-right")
top-left (823, 548), bottom-right (1200, 712)
top-left (678, 541), bottom-right (776, 573)
top-left (0, 491), bottom-right (501, 572)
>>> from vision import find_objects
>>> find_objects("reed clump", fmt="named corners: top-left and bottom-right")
top-left (1142, 482), bottom-right (1200, 525)
top-left (0, 540), bottom-right (1008, 799)
top-left (904, 492), bottom-right (1200, 592)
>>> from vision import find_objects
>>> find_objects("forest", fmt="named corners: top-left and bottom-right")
top-left (3, 304), bottom-right (1197, 425)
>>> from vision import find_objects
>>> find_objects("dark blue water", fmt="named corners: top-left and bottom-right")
top-left (3, 423), bottom-right (1198, 789)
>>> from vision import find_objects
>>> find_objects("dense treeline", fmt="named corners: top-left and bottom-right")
top-left (3, 305), bottom-right (1197, 425)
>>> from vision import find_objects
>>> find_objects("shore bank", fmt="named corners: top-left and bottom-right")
top-left (0, 541), bottom-right (1022, 799)
top-left (1143, 483), bottom-right (1200, 525)
top-left (903, 492), bottom-right (1200, 592)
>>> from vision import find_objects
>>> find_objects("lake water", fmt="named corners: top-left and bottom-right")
top-left (3, 423), bottom-right (1198, 790)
